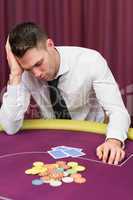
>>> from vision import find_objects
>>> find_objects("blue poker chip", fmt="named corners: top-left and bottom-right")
top-left (32, 179), bottom-right (44, 186)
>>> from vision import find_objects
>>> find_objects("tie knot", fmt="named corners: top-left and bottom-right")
top-left (48, 76), bottom-right (61, 88)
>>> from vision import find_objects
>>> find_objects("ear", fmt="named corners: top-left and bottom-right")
top-left (46, 38), bottom-right (54, 48)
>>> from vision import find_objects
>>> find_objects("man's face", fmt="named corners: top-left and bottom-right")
top-left (17, 40), bottom-right (59, 81)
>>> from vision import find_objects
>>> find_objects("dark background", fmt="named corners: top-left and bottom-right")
top-left (0, 0), bottom-right (133, 125)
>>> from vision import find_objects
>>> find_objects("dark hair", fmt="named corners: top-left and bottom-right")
top-left (9, 22), bottom-right (48, 57)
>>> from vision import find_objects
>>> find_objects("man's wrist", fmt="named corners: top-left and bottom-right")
top-left (106, 138), bottom-right (123, 148)
top-left (9, 74), bottom-right (22, 85)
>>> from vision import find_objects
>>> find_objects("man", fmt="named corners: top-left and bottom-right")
top-left (0, 22), bottom-right (130, 165)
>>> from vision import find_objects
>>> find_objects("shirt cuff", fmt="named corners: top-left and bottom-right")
top-left (106, 129), bottom-right (128, 149)
top-left (7, 84), bottom-right (23, 98)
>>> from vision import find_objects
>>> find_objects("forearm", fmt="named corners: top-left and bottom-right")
top-left (106, 109), bottom-right (131, 142)
top-left (0, 83), bottom-right (30, 134)
top-left (92, 53), bottom-right (131, 143)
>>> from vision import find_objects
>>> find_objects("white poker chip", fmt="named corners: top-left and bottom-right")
top-left (62, 177), bottom-right (74, 183)
top-left (49, 180), bottom-right (62, 187)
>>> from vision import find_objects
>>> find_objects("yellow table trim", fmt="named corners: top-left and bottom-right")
top-left (0, 119), bottom-right (133, 140)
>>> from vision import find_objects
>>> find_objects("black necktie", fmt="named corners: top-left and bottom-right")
top-left (48, 76), bottom-right (71, 119)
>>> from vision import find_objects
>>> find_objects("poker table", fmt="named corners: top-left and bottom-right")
top-left (0, 119), bottom-right (133, 200)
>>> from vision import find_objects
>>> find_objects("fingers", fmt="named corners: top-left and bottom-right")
top-left (109, 149), bottom-right (125, 165)
top-left (96, 145), bottom-right (110, 163)
top-left (96, 143), bottom-right (125, 165)
top-left (102, 146), bottom-right (110, 163)
top-left (5, 38), bottom-right (17, 68)
top-left (5, 36), bottom-right (11, 52)
top-left (109, 149), bottom-right (119, 165)
top-left (96, 145), bottom-right (103, 160)
top-left (5, 37), bottom-right (12, 63)
top-left (120, 150), bottom-right (125, 161)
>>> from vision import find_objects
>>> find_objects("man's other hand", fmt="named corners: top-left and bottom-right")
top-left (96, 138), bottom-right (125, 165)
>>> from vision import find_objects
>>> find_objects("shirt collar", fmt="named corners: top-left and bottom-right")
top-left (54, 46), bottom-right (69, 79)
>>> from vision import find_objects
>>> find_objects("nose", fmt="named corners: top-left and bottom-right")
top-left (32, 68), bottom-right (42, 78)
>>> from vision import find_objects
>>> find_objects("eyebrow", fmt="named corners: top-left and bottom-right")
top-left (32, 58), bottom-right (44, 68)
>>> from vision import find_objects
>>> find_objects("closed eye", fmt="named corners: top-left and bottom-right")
top-left (24, 58), bottom-right (44, 72)
top-left (34, 58), bottom-right (44, 68)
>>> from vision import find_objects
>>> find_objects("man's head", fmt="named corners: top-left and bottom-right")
top-left (9, 22), bottom-right (60, 81)
top-left (9, 22), bottom-right (48, 57)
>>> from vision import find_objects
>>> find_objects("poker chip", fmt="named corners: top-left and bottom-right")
top-left (29, 168), bottom-right (41, 175)
top-left (33, 161), bottom-right (44, 167)
top-left (41, 176), bottom-right (51, 183)
top-left (56, 161), bottom-right (66, 167)
top-left (42, 179), bottom-right (50, 184)
top-left (63, 165), bottom-right (70, 170)
top-left (67, 162), bottom-right (78, 167)
top-left (63, 171), bottom-right (69, 177)
top-left (55, 167), bottom-right (64, 173)
top-left (73, 165), bottom-right (86, 172)
top-left (74, 177), bottom-right (86, 184)
top-left (32, 179), bottom-right (44, 186)
top-left (41, 175), bottom-right (50, 180)
top-left (25, 160), bottom-right (86, 187)
top-left (70, 173), bottom-right (82, 179)
top-left (66, 169), bottom-right (77, 175)
top-left (25, 169), bottom-right (33, 175)
top-left (49, 180), bottom-right (62, 187)
top-left (62, 177), bottom-right (74, 183)
top-left (31, 168), bottom-right (44, 175)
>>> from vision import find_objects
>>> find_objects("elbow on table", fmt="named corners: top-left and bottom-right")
top-left (0, 120), bottom-right (23, 135)
top-left (1, 124), bottom-right (22, 135)
top-left (4, 127), bottom-right (20, 135)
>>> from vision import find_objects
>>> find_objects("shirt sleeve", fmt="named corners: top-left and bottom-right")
top-left (92, 53), bottom-right (131, 143)
top-left (0, 82), bottom-right (30, 134)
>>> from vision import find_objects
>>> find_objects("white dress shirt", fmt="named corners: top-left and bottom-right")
top-left (0, 46), bottom-right (131, 142)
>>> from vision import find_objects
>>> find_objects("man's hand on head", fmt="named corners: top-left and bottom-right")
top-left (5, 37), bottom-right (23, 84)
top-left (96, 138), bottom-right (125, 165)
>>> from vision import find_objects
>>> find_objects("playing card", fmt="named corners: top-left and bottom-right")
top-left (52, 146), bottom-right (82, 152)
top-left (62, 148), bottom-right (86, 157)
top-left (47, 149), bottom-right (69, 159)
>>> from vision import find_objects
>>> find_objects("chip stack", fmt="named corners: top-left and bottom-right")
top-left (25, 161), bottom-right (86, 187)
